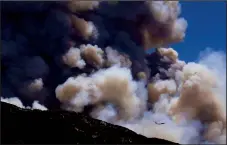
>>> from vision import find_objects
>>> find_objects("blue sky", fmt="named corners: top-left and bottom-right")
top-left (172, 1), bottom-right (226, 62)
top-left (148, 2), bottom-right (226, 62)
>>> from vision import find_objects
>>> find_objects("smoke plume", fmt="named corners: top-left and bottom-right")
top-left (1, 1), bottom-right (225, 144)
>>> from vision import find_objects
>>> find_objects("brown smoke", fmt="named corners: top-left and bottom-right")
top-left (71, 15), bottom-right (97, 40)
top-left (141, 1), bottom-right (187, 49)
top-left (67, 1), bottom-right (100, 12)
top-left (168, 63), bottom-right (226, 143)
top-left (80, 44), bottom-right (104, 68)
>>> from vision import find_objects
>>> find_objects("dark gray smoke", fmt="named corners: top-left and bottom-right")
top-left (2, 1), bottom-right (225, 144)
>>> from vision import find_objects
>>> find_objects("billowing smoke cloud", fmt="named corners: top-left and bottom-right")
top-left (82, 48), bottom-right (225, 144)
top-left (1, 1), bottom-right (225, 144)
top-left (56, 65), bottom-right (147, 120)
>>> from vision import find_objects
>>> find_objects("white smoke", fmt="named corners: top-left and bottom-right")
top-left (198, 48), bottom-right (226, 113)
top-left (1, 97), bottom-right (48, 111)
top-left (2, 46), bottom-right (225, 144)
top-left (116, 48), bottom-right (226, 144)
top-left (59, 47), bottom-right (225, 144)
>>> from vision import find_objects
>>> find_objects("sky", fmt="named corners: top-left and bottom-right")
top-left (148, 1), bottom-right (226, 62)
